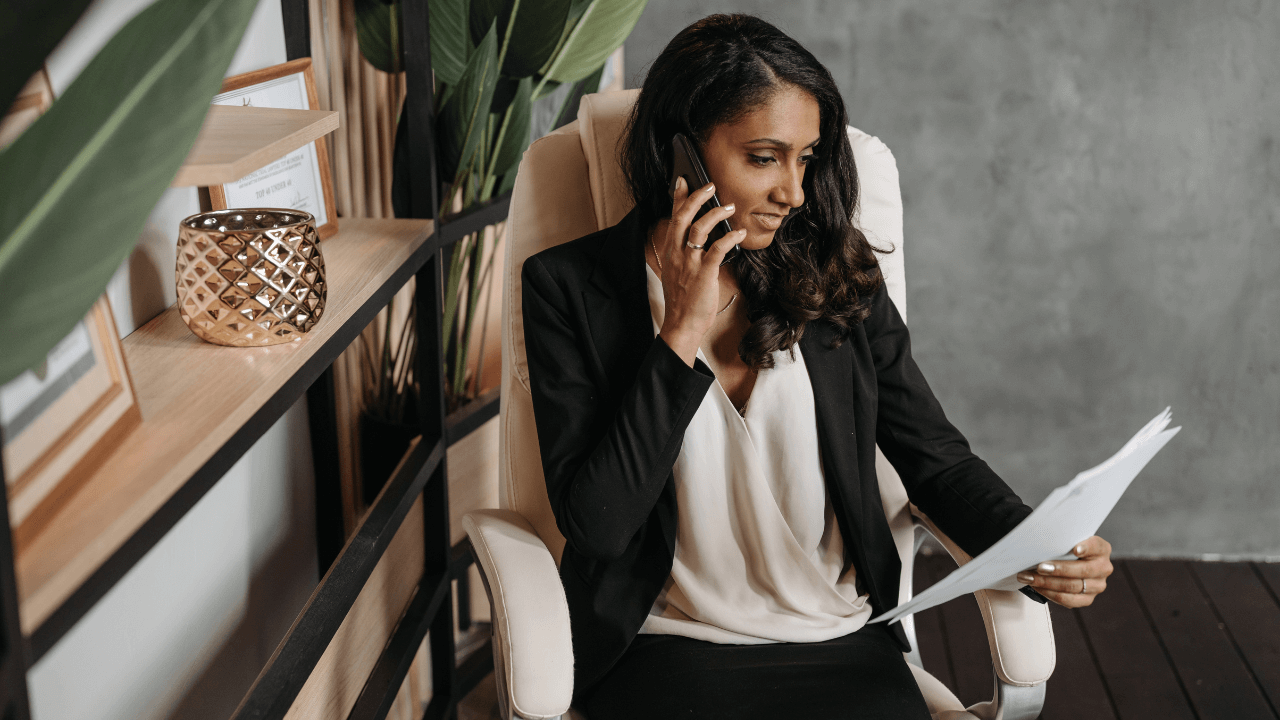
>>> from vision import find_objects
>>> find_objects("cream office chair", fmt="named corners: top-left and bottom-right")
top-left (462, 90), bottom-right (1055, 720)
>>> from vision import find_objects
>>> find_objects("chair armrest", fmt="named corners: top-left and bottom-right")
top-left (463, 509), bottom-right (574, 720)
top-left (911, 508), bottom-right (1056, 687)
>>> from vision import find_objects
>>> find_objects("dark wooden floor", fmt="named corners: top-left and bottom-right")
top-left (913, 554), bottom-right (1280, 720)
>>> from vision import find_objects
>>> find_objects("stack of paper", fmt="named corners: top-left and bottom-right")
top-left (871, 408), bottom-right (1180, 624)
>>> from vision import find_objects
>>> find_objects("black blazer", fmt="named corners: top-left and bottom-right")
top-left (521, 208), bottom-right (1032, 697)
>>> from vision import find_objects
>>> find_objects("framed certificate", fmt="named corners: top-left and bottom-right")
top-left (209, 58), bottom-right (338, 239)
top-left (1, 298), bottom-right (140, 548)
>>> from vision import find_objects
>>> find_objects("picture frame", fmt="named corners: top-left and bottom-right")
top-left (1, 297), bottom-right (140, 547)
top-left (1, 67), bottom-right (141, 547)
top-left (208, 58), bottom-right (338, 240)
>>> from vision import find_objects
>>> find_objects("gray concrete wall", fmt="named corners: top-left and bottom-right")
top-left (626, 1), bottom-right (1280, 558)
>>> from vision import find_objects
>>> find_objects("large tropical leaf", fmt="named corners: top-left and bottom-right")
top-left (429, 0), bottom-right (470, 85)
top-left (566, 0), bottom-right (593, 21)
top-left (0, 0), bottom-right (260, 385)
top-left (436, 22), bottom-right (499, 187)
top-left (353, 0), bottom-right (403, 74)
top-left (500, 0), bottom-right (573, 78)
top-left (468, 0), bottom-right (507, 48)
top-left (0, 0), bottom-right (95, 114)
top-left (541, 0), bottom-right (646, 84)
top-left (489, 76), bottom-right (532, 180)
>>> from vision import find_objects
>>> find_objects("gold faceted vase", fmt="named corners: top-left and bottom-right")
top-left (176, 209), bottom-right (327, 347)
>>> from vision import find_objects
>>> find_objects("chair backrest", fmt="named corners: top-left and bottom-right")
top-left (500, 90), bottom-right (914, 602)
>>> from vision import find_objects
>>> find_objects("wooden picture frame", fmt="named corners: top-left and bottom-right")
top-left (208, 58), bottom-right (338, 239)
top-left (1, 68), bottom-right (141, 547)
top-left (2, 298), bottom-right (140, 548)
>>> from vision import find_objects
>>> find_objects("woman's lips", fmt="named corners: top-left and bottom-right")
top-left (753, 212), bottom-right (784, 230)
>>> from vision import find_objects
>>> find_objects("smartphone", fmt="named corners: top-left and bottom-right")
top-left (670, 133), bottom-right (738, 263)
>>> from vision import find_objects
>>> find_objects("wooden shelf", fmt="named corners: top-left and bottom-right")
top-left (171, 105), bottom-right (339, 187)
top-left (15, 218), bottom-right (432, 640)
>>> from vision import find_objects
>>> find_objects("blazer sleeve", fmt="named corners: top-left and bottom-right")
top-left (521, 254), bottom-right (714, 560)
top-left (865, 281), bottom-right (1032, 556)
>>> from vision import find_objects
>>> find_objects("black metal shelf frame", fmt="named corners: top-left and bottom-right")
top-left (0, 1), bottom-right (511, 718)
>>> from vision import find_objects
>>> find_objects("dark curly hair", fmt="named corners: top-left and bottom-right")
top-left (622, 14), bottom-right (887, 369)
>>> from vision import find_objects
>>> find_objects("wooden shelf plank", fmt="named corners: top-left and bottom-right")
top-left (171, 105), bottom-right (339, 187)
top-left (16, 218), bottom-right (432, 637)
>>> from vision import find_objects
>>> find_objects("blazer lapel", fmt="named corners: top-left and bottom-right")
top-left (799, 322), bottom-right (865, 552)
top-left (581, 209), bottom-right (656, 397)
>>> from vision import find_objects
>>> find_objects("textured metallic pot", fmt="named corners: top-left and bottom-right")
top-left (176, 209), bottom-right (327, 347)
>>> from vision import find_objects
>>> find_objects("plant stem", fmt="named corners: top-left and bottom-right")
top-left (389, 1), bottom-right (402, 74)
top-left (452, 232), bottom-right (486, 397)
top-left (495, 0), bottom-right (521, 74)
top-left (469, 221), bottom-right (502, 395)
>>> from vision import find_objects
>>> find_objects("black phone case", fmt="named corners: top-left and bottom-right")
top-left (670, 133), bottom-right (737, 262)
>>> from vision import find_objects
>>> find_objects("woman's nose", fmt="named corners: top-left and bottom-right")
top-left (773, 166), bottom-right (805, 208)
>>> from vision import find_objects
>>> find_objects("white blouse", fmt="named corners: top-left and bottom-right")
top-left (638, 265), bottom-right (872, 644)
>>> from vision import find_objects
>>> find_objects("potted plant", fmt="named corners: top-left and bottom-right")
top-left (352, 0), bottom-right (646, 497)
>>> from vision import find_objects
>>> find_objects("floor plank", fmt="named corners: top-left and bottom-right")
top-left (1040, 603), bottom-right (1118, 720)
top-left (1191, 563), bottom-right (1280, 715)
top-left (1128, 560), bottom-right (1275, 720)
top-left (1077, 560), bottom-right (1196, 720)
top-left (1256, 563), bottom-right (1280, 606)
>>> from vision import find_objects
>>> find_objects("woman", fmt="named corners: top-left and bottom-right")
top-left (521, 13), bottom-right (1113, 718)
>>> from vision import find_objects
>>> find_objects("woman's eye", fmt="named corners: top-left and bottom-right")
top-left (799, 154), bottom-right (816, 165)
top-left (748, 154), bottom-right (775, 166)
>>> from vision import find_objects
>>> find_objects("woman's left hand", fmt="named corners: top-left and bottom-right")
top-left (1017, 536), bottom-right (1113, 608)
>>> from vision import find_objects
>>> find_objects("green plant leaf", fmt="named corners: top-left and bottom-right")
top-left (501, 0), bottom-right (572, 78)
top-left (566, 0), bottom-right (593, 21)
top-left (0, 0), bottom-right (260, 386)
top-left (531, 77), bottom-right (562, 101)
top-left (1, 0), bottom-right (94, 114)
top-left (541, 0), bottom-right (645, 84)
top-left (436, 22), bottom-right (499, 190)
top-left (468, 0), bottom-right (507, 47)
top-left (489, 76), bottom-right (532, 180)
top-left (354, 0), bottom-right (403, 74)
top-left (429, 0), bottom-right (470, 85)
top-left (489, 75), bottom-right (520, 118)
top-left (496, 166), bottom-right (518, 196)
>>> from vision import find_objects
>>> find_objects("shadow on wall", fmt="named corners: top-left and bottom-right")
top-left (165, 403), bottom-right (318, 720)
top-left (624, 0), bottom-right (1280, 557)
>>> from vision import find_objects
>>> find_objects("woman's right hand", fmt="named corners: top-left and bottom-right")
top-left (654, 177), bottom-right (747, 365)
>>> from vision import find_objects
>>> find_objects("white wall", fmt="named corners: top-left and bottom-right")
top-left (28, 1), bottom-right (320, 718)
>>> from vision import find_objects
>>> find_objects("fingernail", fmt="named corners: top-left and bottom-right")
top-left (724, 203), bottom-right (735, 212)
top-left (1017, 572), bottom-right (1035, 584)
top-left (1075, 544), bottom-right (1085, 556)
top-left (704, 183), bottom-right (715, 193)
top-left (737, 229), bottom-right (747, 237)
top-left (1038, 562), bottom-right (1056, 574)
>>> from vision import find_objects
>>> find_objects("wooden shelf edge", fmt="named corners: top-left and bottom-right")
top-left (172, 105), bottom-right (340, 187)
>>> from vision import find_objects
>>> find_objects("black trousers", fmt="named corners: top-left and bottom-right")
top-left (580, 623), bottom-right (933, 719)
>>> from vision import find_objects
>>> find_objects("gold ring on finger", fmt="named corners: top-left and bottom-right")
top-left (1081, 578), bottom-right (1087, 594)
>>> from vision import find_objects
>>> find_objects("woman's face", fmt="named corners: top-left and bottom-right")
top-left (700, 84), bottom-right (821, 251)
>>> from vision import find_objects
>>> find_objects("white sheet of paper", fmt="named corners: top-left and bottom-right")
top-left (870, 409), bottom-right (1180, 624)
